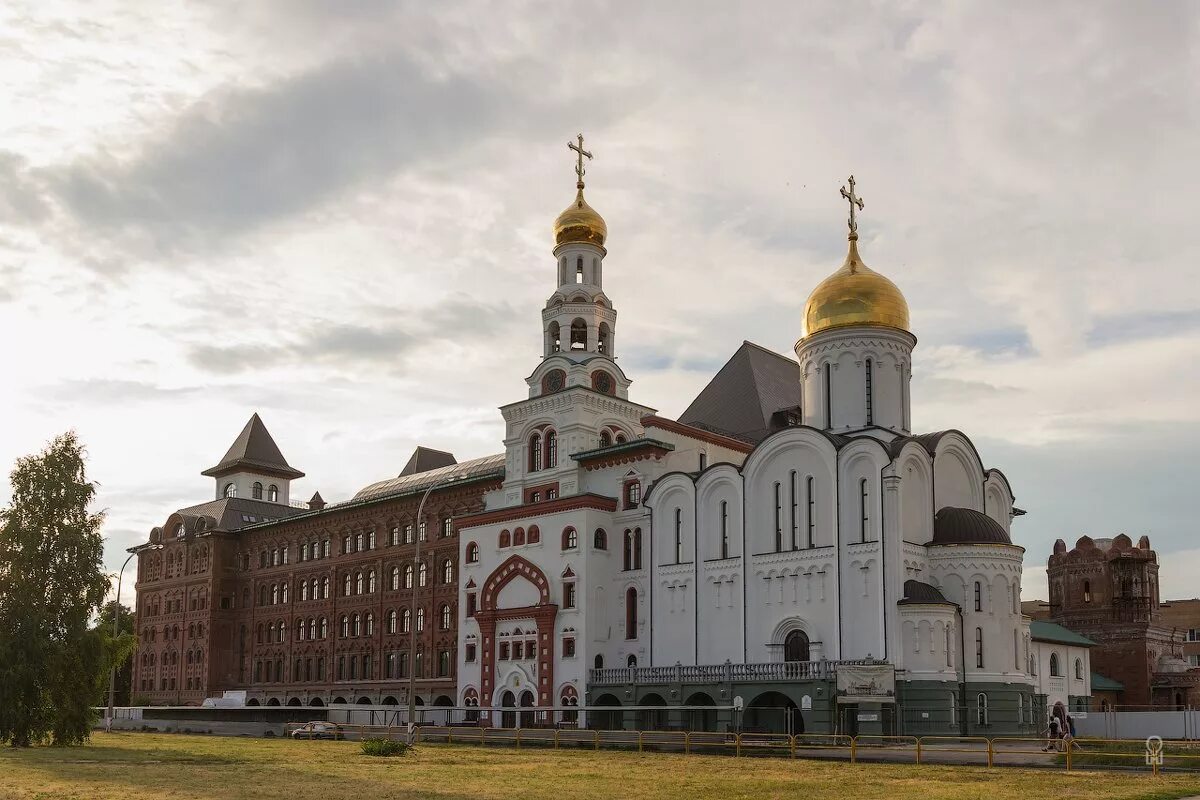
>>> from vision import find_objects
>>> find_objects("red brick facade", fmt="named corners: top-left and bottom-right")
top-left (131, 479), bottom-right (497, 706)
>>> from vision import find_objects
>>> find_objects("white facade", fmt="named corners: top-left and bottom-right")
top-left (456, 171), bottom-right (1032, 725)
top-left (1030, 634), bottom-right (1093, 714)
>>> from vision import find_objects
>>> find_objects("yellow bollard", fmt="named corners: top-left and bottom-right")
top-left (987, 739), bottom-right (994, 768)
top-left (916, 738), bottom-right (922, 764)
top-left (594, 729), bottom-right (600, 751)
top-left (850, 736), bottom-right (857, 764)
top-left (684, 731), bottom-right (690, 755)
top-left (554, 729), bottom-right (560, 750)
top-left (735, 733), bottom-right (742, 758)
top-left (515, 728), bottom-right (522, 749)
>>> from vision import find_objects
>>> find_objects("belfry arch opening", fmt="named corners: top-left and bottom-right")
top-left (570, 318), bottom-right (587, 350)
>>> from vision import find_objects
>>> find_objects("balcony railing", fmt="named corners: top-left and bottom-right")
top-left (589, 659), bottom-right (878, 686)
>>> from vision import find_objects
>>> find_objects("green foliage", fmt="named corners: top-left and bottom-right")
top-left (92, 602), bottom-right (136, 707)
top-left (360, 737), bottom-right (411, 757)
top-left (0, 432), bottom-right (109, 747)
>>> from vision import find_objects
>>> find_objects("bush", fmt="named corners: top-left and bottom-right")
top-left (361, 737), bottom-right (411, 757)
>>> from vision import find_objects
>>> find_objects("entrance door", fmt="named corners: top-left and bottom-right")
top-left (840, 704), bottom-right (859, 737)
top-left (519, 690), bottom-right (535, 728)
top-left (500, 690), bottom-right (516, 729)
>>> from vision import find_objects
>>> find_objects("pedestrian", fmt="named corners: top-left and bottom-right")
top-left (1044, 714), bottom-right (1060, 751)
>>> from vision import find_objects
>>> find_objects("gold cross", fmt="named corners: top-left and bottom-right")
top-left (840, 175), bottom-right (865, 234)
top-left (568, 133), bottom-right (592, 187)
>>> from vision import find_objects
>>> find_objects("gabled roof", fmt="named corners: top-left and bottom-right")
top-left (353, 454), bottom-right (506, 502)
top-left (1030, 620), bottom-right (1097, 647)
top-left (201, 413), bottom-right (304, 480)
top-left (171, 497), bottom-right (307, 532)
top-left (678, 341), bottom-right (801, 444)
top-left (399, 446), bottom-right (457, 477)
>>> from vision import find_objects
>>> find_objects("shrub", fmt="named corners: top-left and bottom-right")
top-left (361, 737), bottom-right (410, 757)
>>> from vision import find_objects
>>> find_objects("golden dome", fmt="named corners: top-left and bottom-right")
top-left (553, 183), bottom-right (607, 248)
top-left (802, 233), bottom-right (910, 338)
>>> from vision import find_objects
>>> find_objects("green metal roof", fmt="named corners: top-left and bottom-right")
top-left (1029, 620), bottom-right (1096, 647)
top-left (1091, 672), bottom-right (1125, 692)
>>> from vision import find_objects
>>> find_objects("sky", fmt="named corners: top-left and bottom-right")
top-left (1, 1), bottom-right (1198, 606)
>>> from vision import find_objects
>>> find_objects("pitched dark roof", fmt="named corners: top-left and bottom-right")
top-left (171, 497), bottom-right (307, 533)
top-left (353, 454), bottom-right (506, 502)
top-left (399, 446), bottom-right (458, 477)
top-left (1090, 672), bottom-right (1124, 691)
top-left (201, 414), bottom-right (304, 479)
top-left (898, 579), bottom-right (956, 606)
top-left (930, 506), bottom-right (1012, 546)
top-left (1030, 620), bottom-right (1097, 647)
top-left (678, 341), bottom-right (801, 444)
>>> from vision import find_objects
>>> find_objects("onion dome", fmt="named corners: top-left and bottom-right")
top-left (554, 182), bottom-right (607, 248)
top-left (802, 233), bottom-right (910, 338)
top-left (931, 506), bottom-right (1012, 546)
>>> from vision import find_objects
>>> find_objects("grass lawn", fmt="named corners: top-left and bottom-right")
top-left (1, 732), bottom-right (1199, 800)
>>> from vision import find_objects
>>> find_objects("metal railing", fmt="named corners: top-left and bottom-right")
top-left (590, 658), bottom-right (874, 686)
top-left (283, 723), bottom-right (1200, 773)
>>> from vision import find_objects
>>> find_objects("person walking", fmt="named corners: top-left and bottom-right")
top-left (1043, 713), bottom-right (1061, 751)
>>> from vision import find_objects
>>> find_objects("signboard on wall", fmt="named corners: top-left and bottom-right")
top-left (836, 664), bottom-right (896, 703)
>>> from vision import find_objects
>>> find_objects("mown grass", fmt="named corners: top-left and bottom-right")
top-left (1, 732), bottom-right (1199, 800)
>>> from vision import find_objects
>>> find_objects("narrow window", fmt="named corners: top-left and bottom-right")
top-left (252, 481), bottom-right (263, 500)
top-left (975, 627), bottom-right (984, 669)
top-left (529, 433), bottom-right (543, 472)
top-left (674, 508), bottom-right (683, 563)
top-left (699, 452), bottom-right (707, 471)
top-left (546, 430), bottom-right (558, 467)
top-left (806, 477), bottom-right (815, 548)
top-left (865, 358), bottom-right (873, 425)
top-left (859, 478), bottom-right (869, 542)
top-left (719, 501), bottom-right (729, 559)
top-left (623, 530), bottom-right (633, 571)
top-left (634, 528), bottom-right (643, 570)
top-left (974, 581), bottom-right (982, 612)
top-left (824, 366), bottom-right (833, 429)
top-left (789, 470), bottom-right (798, 550)
top-left (625, 587), bottom-right (638, 640)
top-left (267, 484), bottom-right (278, 502)
top-left (563, 582), bottom-right (576, 609)
top-left (773, 482), bottom-right (782, 552)
top-left (575, 256), bottom-right (583, 283)
top-left (1083, 580), bottom-right (1091, 603)
top-left (976, 693), bottom-right (988, 726)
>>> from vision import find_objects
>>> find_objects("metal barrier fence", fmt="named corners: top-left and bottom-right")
top-left (284, 723), bottom-right (1200, 773)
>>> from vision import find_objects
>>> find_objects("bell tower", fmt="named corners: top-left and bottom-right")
top-left (543, 134), bottom-right (617, 360)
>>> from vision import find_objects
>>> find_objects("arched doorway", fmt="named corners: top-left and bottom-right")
top-left (744, 691), bottom-right (799, 735)
top-left (286, 697), bottom-right (301, 707)
top-left (639, 692), bottom-right (667, 731)
top-left (266, 697), bottom-right (281, 707)
top-left (308, 697), bottom-right (324, 707)
top-left (519, 690), bottom-right (535, 728)
top-left (500, 690), bottom-right (517, 729)
top-left (381, 696), bottom-right (398, 706)
top-left (684, 691), bottom-right (717, 732)
top-left (784, 630), bottom-right (810, 662)
top-left (592, 693), bottom-right (623, 731)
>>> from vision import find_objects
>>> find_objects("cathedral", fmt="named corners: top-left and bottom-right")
top-left (131, 139), bottom-right (1070, 736)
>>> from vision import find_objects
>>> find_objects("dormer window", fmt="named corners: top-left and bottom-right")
top-left (175, 523), bottom-right (186, 538)
top-left (252, 482), bottom-right (263, 500)
top-left (267, 485), bottom-right (279, 503)
top-left (223, 483), bottom-right (237, 498)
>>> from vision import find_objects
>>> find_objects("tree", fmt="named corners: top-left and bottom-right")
top-left (93, 602), bottom-right (136, 708)
top-left (0, 432), bottom-right (109, 747)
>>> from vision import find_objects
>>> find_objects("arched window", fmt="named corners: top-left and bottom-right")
top-left (600, 430), bottom-right (613, 448)
top-left (252, 481), bottom-right (263, 500)
top-left (390, 566), bottom-right (399, 591)
top-left (499, 530), bottom-right (511, 548)
top-left (340, 615), bottom-right (349, 638)
top-left (355, 572), bottom-right (364, 595)
top-left (321, 577), bottom-right (330, 598)
top-left (674, 508), bottom-right (684, 563)
top-left (319, 617), bottom-right (327, 639)
top-left (773, 482), bottom-right (782, 551)
top-left (824, 366), bottom-right (833, 429)
top-left (387, 610), bottom-right (397, 634)
top-left (308, 618), bottom-right (316, 639)
top-left (1074, 657), bottom-right (1083, 680)
top-left (864, 357), bottom-right (874, 425)
top-left (440, 604), bottom-right (452, 630)
top-left (623, 530), bottom-right (633, 571)
top-left (562, 527), bottom-right (578, 550)
top-left (594, 528), bottom-right (607, 550)
top-left (280, 582), bottom-right (288, 603)
top-left (859, 478), bottom-right (869, 542)
top-left (442, 559), bottom-right (453, 584)
top-left (271, 584), bottom-right (278, 605)
top-left (223, 482), bottom-right (237, 498)
top-left (1050, 652), bottom-right (1061, 676)
top-left (416, 607), bottom-right (425, 633)
top-left (403, 564), bottom-right (414, 589)
top-left (976, 692), bottom-right (989, 726)
top-left (368, 570), bottom-right (376, 593)
top-left (297, 620), bottom-right (306, 641)
top-left (418, 561), bottom-right (428, 587)
top-left (514, 527), bottom-right (526, 546)
top-left (351, 614), bottom-right (361, 637)
top-left (625, 587), bottom-right (638, 640)
top-left (268, 485), bottom-right (279, 502)
top-left (343, 573), bottom-right (351, 596)
top-left (719, 501), bottom-right (730, 559)
top-left (401, 608), bottom-right (412, 633)
top-left (784, 630), bottom-right (810, 662)
top-left (300, 581), bottom-right (309, 601)
top-left (806, 476), bottom-right (816, 548)
top-left (974, 581), bottom-right (982, 612)
top-left (975, 627), bottom-right (984, 668)
top-left (365, 613), bottom-right (374, 636)
top-left (529, 433), bottom-right (543, 471)
top-left (634, 528), bottom-right (643, 570)
top-left (570, 318), bottom-right (587, 350)
top-left (1083, 581), bottom-right (1092, 603)
top-left (545, 430), bottom-right (558, 468)
top-left (466, 542), bottom-right (479, 563)
top-left (594, 654), bottom-right (604, 670)
top-left (597, 322), bottom-right (610, 355)
top-left (627, 654), bottom-right (637, 668)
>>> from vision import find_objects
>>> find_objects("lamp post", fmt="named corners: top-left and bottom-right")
top-left (107, 543), bottom-right (162, 732)
top-left (407, 476), bottom-right (457, 738)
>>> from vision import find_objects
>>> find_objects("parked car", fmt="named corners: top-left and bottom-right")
top-left (291, 722), bottom-right (344, 740)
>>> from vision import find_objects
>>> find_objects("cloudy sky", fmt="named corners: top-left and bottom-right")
top-left (1, 1), bottom-right (1197, 605)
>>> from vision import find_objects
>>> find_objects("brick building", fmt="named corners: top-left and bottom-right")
top-left (1159, 598), bottom-right (1200, 670)
top-left (1040, 534), bottom-right (1200, 708)
top-left (130, 415), bottom-right (502, 707)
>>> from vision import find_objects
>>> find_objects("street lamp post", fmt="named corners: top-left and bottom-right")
top-left (106, 543), bottom-right (162, 732)
top-left (406, 477), bottom-right (457, 738)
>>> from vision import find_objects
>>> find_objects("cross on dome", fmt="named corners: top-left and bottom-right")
top-left (568, 133), bottom-right (592, 188)
top-left (840, 174), bottom-right (865, 235)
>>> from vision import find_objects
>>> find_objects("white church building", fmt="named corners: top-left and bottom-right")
top-left (455, 143), bottom-right (1046, 736)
